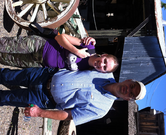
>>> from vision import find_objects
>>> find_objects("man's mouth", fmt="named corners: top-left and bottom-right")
top-left (121, 86), bottom-right (127, 94)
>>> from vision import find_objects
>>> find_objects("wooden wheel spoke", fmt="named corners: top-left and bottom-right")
top-left (30, 4), bottom-right (40, 22)
top-left (50, 0), bottom-right (70, 3)
top-left (12, 1), bottom-right (23, 7)
top-left (18, 4), bottom-right (34, 17)
top-left (12, 0), bottom-right (32, 7)
top-left (41, 3), bottom-right (47, 20)
top-left (47, 0), bottom-right (61, 15)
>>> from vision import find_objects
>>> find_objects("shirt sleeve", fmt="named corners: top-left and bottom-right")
top-left (71, 105), bottom-right (108, 126)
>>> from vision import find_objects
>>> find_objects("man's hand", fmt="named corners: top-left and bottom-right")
top-left (24, 104), bottom-right (72, 120)
top-left (76, 48), bottom-right (90, 58)
top-left (24, 104), bottom-right (41, 117)
top-left (82, 37), bottom-right (96, 46)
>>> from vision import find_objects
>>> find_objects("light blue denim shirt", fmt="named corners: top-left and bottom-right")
top-left (50, 69), bottom-right (117, 125)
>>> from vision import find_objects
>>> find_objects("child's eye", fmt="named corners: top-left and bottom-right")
top-left (104, 58), bottom-right (107, 64)
top-left (104, 66), bottom-right (107, 71)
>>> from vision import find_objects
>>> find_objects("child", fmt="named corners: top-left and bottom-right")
top-left (0, 34), bottom-right (118, 72)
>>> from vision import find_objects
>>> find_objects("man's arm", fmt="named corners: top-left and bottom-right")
top-left (24, 105), bottom-right (72, 120)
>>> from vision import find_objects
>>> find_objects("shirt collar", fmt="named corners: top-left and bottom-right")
top-left (100, 78), bottom-right (117, 100)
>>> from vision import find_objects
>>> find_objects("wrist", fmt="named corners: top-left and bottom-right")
top-left (75, 49), bottom-right (80, 57)
top-left (37, 108), bottom-right (44, 117)
top-left (79, 39), bottom-right (83, 45)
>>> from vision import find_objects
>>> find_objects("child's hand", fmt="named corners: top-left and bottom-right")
top-left (76, 48), bottom-right (90, 58)
top-left (82, 37), bottom-right (96, 46)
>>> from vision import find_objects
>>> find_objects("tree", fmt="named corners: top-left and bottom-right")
top-left (161, 1), bottom-right (166, 9)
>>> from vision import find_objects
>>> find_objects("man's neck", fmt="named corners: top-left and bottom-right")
top-left (103, 83), bottom-right (117, 97)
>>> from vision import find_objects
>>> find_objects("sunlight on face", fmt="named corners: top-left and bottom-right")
top-left (94, 55), bottom-right (116, 73)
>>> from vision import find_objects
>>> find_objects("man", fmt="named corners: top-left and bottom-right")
top-left (0, 67), bottom-right (146, 125)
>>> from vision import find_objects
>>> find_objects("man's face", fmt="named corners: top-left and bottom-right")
top-left (115, 80), bottom-right (140, 100)
top-left (93, 54), bottom-right (115, 73)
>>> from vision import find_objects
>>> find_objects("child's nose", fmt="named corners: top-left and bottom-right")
top-left (100, 63), bottom-right (106, 67)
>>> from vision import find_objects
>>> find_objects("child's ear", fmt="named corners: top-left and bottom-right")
top-left (101, 54), bottom-right (108, 57)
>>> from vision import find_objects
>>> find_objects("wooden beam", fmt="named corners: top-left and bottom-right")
top-left (127, 16), bottom-right (150, 37)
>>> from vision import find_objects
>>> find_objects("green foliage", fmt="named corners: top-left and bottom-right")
top-left (161, 1), bottom-right (166, 9)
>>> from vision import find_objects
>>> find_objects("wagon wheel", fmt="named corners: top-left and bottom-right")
top-left (5, 0), bottom-right (79, 29)
top-left (58, 120), bottom-right (76, 135)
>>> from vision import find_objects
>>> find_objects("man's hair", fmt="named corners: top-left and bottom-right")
top-left (106, 54), bottom-right (119, 73)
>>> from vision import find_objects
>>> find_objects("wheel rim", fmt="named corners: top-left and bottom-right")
top-left (5, 0), bottom-right (79, 29)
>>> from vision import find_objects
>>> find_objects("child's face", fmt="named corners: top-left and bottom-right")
top-left (93, 54), bottom-right (115, 73)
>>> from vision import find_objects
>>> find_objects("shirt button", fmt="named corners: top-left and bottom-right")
top-left (61, 84), bottom-right (63, 86)
top-left (53, 85), bottom-right (55, 87)
top-left (80, 84), bottom-right (82, 86)
top-left (71, 84), bottom-right (73, 85)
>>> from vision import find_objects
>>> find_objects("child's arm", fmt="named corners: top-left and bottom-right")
top-left (55, 34), bottom-right (90, 58)
top-left (58, 34), bottom-right (82, 46)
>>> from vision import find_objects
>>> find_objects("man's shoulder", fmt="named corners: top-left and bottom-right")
top-left (89, 70), bottom-right (115, 79)
top-left (55, 69), bottom-right (114, 80)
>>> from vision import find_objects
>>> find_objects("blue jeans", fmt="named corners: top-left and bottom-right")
top-left (0, 67), bottom-right (58, 109)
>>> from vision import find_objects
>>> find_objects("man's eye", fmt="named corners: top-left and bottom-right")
top-left (131, 85), bottom-right (134, 89)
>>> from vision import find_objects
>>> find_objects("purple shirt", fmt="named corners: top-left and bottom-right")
top-left (42, 39), bottom-right (95, 70)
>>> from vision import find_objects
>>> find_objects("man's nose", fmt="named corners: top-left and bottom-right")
top-left (127, 88), bottom-right (132, 95)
